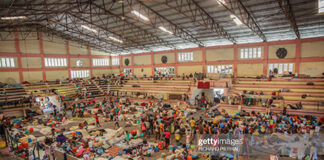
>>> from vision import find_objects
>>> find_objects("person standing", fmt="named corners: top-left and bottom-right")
top-left (115, 117), bottom-right (120, 129)
top-left (95, 114), bottom-right (101, 127)
top-left (164, 129), bottom-right (171, 148)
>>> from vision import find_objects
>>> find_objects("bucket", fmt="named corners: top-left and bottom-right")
top-left (0, 141), bottom-right (6, 149)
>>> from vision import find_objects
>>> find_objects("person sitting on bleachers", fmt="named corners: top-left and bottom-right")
top-left (288, 102), bottom-right (302, 110)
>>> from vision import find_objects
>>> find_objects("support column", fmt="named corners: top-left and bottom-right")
top-left (88, 46), bottom-right (93, 77)
top-left (14, 30), bottom-right (23, 83)
top-left (131, 54), bottom-right (134, 75)
top-left (233, 45), bottom-right (238, 78)
top-left (202, 48), bottom-right (206, 74)
top-left (295, 40), bottom-right (301, 74)
top-left (263, 43), bottom-right (269, 76)
top-left (66, 41), bottom-right (71, 79)
top-left (151, 52), bottom-right (154, 76)
top-left (174, 51), bottom-right (178, 76)
top-left (119, 55), bottom-right (122, 74)
top-left (38, 31), bottom-right (46, 81)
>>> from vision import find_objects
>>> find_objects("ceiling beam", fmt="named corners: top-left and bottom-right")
top-left (91, 2), bottom-right (176, 50)
top-left (276, 0), bottom-right (300, 39)
top-left (217, 0), bottom-right (267, 41)
top-left (162, 0), bottom-right (236, 43)
top-left (126, 0), bottom-right (204, 47)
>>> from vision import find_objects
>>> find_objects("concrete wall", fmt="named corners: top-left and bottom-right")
top-left (134, 67), bottom-right (152, 77)
top-left (93, 69), bottom-right (109, 77)
top-left (268, 44), bottom-right (296, 59)
top-left (70, 58), bottom-right (90, 67)
top-left (237, 63), bottom-right (263, 77)
top-left (91, 49), bottom-right (109, 56)
top-left (177, 65), bottom-right (203, 75)
top-left (1, 30), bottom-right (324, 83)
top-left (193, 50), bottom-right (203, 62)
top-left (46, 70), bottom-right (69, 81)
top-left (0, 32), bottom-right (16, 53)
top-left (301, 41), bottom-right (324, 58)
top-left (19, 32), bottom-right (40, 54)
top-left (300, 62), bottom-right (324, 77)
top-left (134, 55), bottom-right (151, 65)
top-left (0, 72), bottom-right (20, 83)
top-left (21, 57), bottom-right (42, 68)
top-left (154, 53), bottom-right (175, 64)
top-left (122, 56), bottom-right (132, 66)
top-left (206, 48), bottom-right (234, 61)
top-left (43, 34), bottom-right (67, 54)
top-left (23, 71), bottom-right (43, 82)
top-left (110, 69), bottom-right (120, 75)
top-left (69, 41), bottom-right (88, 55)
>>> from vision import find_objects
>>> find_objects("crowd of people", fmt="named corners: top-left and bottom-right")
top-left (0, 73), bottom-right (323, 160)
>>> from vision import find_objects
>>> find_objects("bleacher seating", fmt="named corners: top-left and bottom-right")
top-left (118, 79), bottom-right (195, 100)
top-left (229, 78), bottom-right (324, 111)
top-left (0, 86), bottom-right (30, 109)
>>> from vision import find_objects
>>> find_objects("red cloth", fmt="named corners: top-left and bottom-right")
top-left (95, 115), bottom-right (99, 122)
top-left (164, 132), bottom-right (170, 139)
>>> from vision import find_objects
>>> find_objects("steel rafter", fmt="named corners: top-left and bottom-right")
top-left (162, 0), bottom-right (236, 43)
top-left (276, 0), bottom-right (300, 39)
top-left (91, 2), bottom-right (176, 49)
top-left (1, 24), bottom-right (121, 53)
top-left (48, 12), bottom-right (129, 52)
top-left (217, 0), bottom-right (266, 41)
top-left (126, 0), bottom-right (204, 47)
top-left (66, 2), bottom-right (151, 51)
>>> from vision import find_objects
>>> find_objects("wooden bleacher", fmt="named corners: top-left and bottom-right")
top-left (228, 78), bottom-right (324, 112)
top-left (117, 79), bottom-right (195, 100)
top-left (0, 86), bottom-right (30, 109)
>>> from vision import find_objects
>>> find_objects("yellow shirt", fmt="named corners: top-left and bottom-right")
top-left (190, 120), bottom-right (195, 127)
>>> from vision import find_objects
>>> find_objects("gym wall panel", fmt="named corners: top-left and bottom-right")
top-left (177, 65), bottom-right (202, 75)
top-left (46, 70), bottom-right (69, 81)
top-left (237, 63), bottom-right (263, 77)
top-left (70, 58), bottom-right (90, 67)
top-left (154, 52), bottom-right (175, 64)
top-left (134, 67), bottom-right (152, 77)
top-left (93, 69), bottom-right (109, 76)
top-left (0, 72), bottom-right (20, 83)
top-left (23, 71), bottom-right (42, 82)
top-left (19, 32), bottom-right (40, 54)
top-left (122, 56), bottom-right (132, 66)
top-left (300, 61), bottom-right (324, 77)
top-left (43, 35), bottom-right (67, 54)
top-left (301, 41), bottom-right (324, 58)
top-left (0, 32), bottom-right (16, 53)
top-left (268, 44), bottom-right (296, 59)
top-left (21, 57), bottom-right (42, 68)
top-left (110, 69), bottom-right (120, 75)
top-left (206, 48), bottom-right (234, 61)
top-left (193, 50), bottom-right (203, 62)
top-left (69, 42), bottom-right (88, 55)
top-left (133, 54), bottom-right (151, 65)
top-left (91, 49), bottom-right (110, 56)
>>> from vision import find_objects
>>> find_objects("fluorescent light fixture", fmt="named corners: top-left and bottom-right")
top-left (216, 0), bottom-right (226, 5)
top-left (131, 10), bottom-right (149, 21)
top-left (1, 16), bottom-right (26, 20)
top-left (319, 0), bottom-right (324, 13)
top-left (159, 26), bottom-right (173, 34)
top-left (109, 36), bottom-right (123, 43)
top-left (81, 25), bottom-right (97, 33)
top-left (230, 15), bottom-right (243, 25)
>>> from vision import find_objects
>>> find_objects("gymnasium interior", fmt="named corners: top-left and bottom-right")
top-left (0, 0), bottom-right (324, 159)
